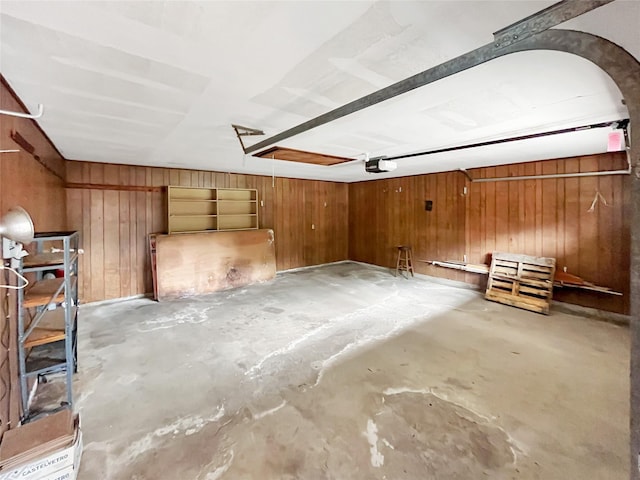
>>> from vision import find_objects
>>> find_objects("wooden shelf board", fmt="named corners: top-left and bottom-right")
top-left (218, 227), bottom-right (259, 231)
top-left (24, 309), bottom-right (68, 348)
top-left (25, 329), bottom-right (66, 349)
top-left (23, 253), bottom-right (64, 268)
top-left (23, 278), bottom-right (67, 308)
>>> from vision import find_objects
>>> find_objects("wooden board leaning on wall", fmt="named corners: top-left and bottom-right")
top-left (152, 229), bottom-right (276, 301)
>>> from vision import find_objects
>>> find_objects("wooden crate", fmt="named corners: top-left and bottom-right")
top-left (485, 252), bottom-right (556, 314)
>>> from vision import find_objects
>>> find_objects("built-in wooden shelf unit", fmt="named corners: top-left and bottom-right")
top-left (167, 186), bottom-right (258, 233)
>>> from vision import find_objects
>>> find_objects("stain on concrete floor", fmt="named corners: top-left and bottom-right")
top-left (71, 262), bottom-right (629, 479)
top-left (117, 390), bottom-right (518, 479)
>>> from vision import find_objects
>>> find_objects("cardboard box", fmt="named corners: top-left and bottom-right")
top-left (0, 429), bottom-right (82, 480)
top-left (44, 430), bottom-right (82, 480)
top-left (43, 465), bottom-right (75, 480)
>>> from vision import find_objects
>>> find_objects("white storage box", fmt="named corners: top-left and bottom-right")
top-left (0, 429), bottom-right (82, 480)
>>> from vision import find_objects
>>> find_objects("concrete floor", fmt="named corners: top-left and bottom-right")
top-left (72, 262), bottom-right (629, 479)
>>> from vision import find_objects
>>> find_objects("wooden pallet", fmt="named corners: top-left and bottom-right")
top-left (485, 252), bottom-right (556, 314)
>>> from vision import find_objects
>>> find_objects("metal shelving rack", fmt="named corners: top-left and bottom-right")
top-left (17, 231), bottom-right (79, 421)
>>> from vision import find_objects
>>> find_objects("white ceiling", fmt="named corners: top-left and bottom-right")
top-left (0, 1), bottom-right (638, 183)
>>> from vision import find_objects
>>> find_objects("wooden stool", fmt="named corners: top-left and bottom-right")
top-left (395, 245), bottom-right (414, 278)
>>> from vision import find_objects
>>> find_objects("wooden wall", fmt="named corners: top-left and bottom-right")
top-left (65, 162), bottom-right (349, 303)
top-left (349, 171), bottom-right (467, 282)
top-left (349, 153), bottom-right (631, 314)
top-left (1, 77), bottom-right (68, 435)
top-left (0, 79), bottom-right (67, 231)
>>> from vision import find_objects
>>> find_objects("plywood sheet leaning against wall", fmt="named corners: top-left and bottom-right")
top-left (154, 229), bottom-right (276, 301)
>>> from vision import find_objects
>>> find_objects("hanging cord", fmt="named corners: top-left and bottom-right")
top-left (0, 266), bottom-right (29, 290)
top-left (587, 190), bottom-right (610, 213)
top-left (0, 268), bottom-right (12, 429)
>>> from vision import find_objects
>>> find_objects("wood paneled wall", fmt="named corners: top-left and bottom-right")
top-left (0, 79), bottom-right (67, 231)
top-left (1, 78), bottom-right (68, 435)
top-left (349, 153), bottom-right (631, 314)
top-left (65, 162), bottom-right (349, 303)
top-left (465, 154), bottom-right (630, 313)
top-left (349, 171), bottom-right (467, 282)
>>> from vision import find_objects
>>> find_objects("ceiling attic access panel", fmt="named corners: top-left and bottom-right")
top-left (254, 147), bottom-right (352, 166)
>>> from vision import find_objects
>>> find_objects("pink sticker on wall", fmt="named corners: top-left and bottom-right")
top-left (607, 130), bottom-right (624, 152)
